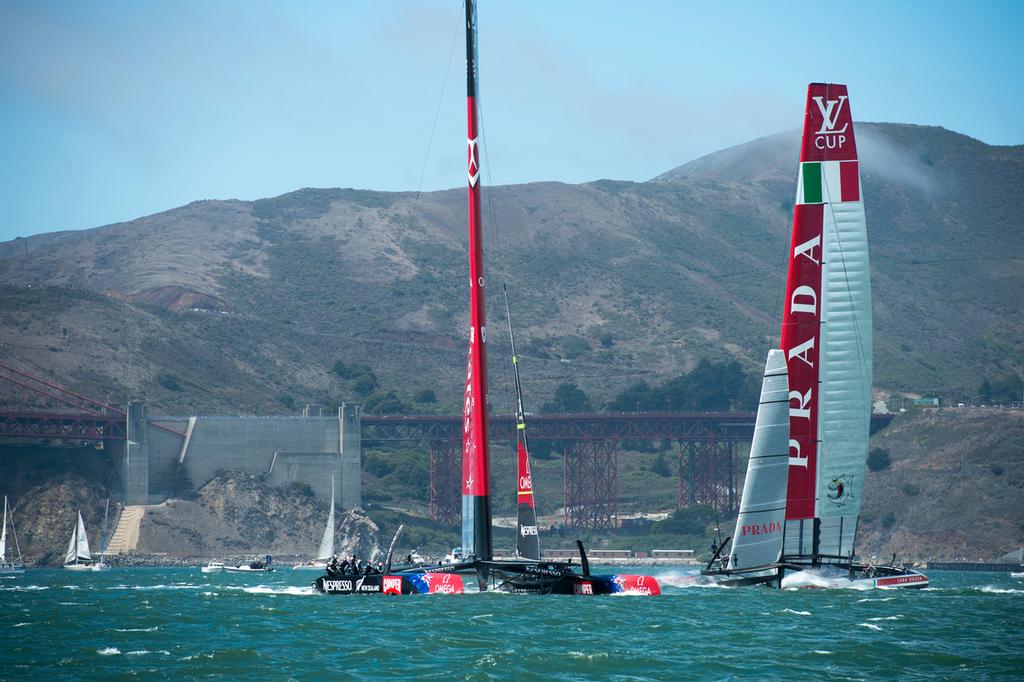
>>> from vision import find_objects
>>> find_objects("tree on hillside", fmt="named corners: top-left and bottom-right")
top-left (606, 359), bottom-right (758, 412)
top-left (542, 383), bottom-right (592, 413)
top-left (867, 447), bottom-right (892, 472)
top-left (985, 374), bottom-right (1023, 404)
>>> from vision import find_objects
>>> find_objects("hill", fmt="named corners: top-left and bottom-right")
top-left (0, 123), bottom-right (1021, 415)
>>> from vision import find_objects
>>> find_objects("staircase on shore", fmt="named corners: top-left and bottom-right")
top-left (104, 505), bottom-right (146, 554)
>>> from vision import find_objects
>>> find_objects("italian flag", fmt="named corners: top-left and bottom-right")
top-left (796, 160), bottom-right (860, 204)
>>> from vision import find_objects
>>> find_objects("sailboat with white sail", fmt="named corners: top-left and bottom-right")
top-left (294, 477), bottom-right (336, 570)
top-left (703, 83), bottom-right (927, 588)
top-left (1, 496), bottom-right (26, 574)
top-left (90, 498), bottom-right (112, 571)
top-left (63, 510), bottom-right (97, 571)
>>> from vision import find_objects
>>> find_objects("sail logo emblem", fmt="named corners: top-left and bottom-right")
top-left (520, 525), bottom-right (538, 537)
top-left (468, 137), bottom-right (480, 186)
top-left (812, 95), bottom-right (849, 150)
top-left (826, 474), bottom-right (855, 507)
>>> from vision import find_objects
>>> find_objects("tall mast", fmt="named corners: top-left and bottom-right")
top-left (504, 284), bottom-right (540, 560)
top-left (461, 0), bottom-right (492, 564)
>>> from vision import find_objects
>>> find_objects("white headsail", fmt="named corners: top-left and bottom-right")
top-left (728, 350), bottom-right (790, 571)
top-left (65, 511), bottom-right (92, 565)
top-left (316, 477), bottom-right (336, 562)
top-left (1, 497), bottom-right (8, 562)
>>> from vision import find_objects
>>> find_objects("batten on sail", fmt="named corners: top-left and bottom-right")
top-left (728, 350), bottom-right (790, 571)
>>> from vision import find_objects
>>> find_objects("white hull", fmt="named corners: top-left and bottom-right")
top-left (781, 565), bottom-right (929, 590)
top-left (201, 564), bottom-right (225, 573)
top-left (292, 562), bottom-right (328, 571)
top-left (224, 566), bottom-right (273, 573)
top-left (1009, 572), bottom-right (1023, 579)
top-left (1, 562), bottom-right (26, 574)
top-left (90, 562), bottom-right (111, 572)
top-left (63, 563), bottom-right (97, 571)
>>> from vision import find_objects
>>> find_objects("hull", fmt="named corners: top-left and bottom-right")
top-left (224, 565), bottom-right (274, 573)
top-left (489, 561), bottom-right (660, 596)
top-left (90, 562), bottom-right (110, 572)
top-left (781, 563), bottom-right (929, 589)
top-left (497, 572), bottom-right (660, 596)
top-left (200, 566), bottom-right (224, 573)
top-left (63, 563), bottom-right (96, 571)
top-left (292, 562), bottom-right (328, 571)
top-left (313, 572), bottom-right (464, 595)
top-left (1, 562), bottom-right (26, 574)
top-left (700, 566), bottom-right (781, 588)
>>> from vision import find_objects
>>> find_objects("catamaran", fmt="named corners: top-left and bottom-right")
top-left (702, 84), bottom-right (927, 589)
top-left (1, 496), bottom-right (26, 574)
top-left (294, 477), bottom-right (336, 570)
top-left (63, 510), bottom-right (98, 571)
top-left (406, 0), bottom-right (659, 596)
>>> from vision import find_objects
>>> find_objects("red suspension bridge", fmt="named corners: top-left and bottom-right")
top-left (0, 362), bottom-right (893, 529)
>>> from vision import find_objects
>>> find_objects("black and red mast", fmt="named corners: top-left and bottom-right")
top-left (460, 0), bottom-right (492, 565)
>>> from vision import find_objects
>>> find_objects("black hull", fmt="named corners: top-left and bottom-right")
top-left (700, 568), bottom-right (781, 588)
top-left (313, 573), bottom-right (414, 595)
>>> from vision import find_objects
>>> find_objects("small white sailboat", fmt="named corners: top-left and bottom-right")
top-left (90, 499), bottom-right (112, 571)
top-left (1, 496), bottom-right (26, 574)
top-left (293, 477), bottom-right (335, 571)
top-left (63, 510), bottom-right (97, 571)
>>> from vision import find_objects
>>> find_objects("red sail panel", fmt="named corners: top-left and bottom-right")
top-left (800, 83), bottom-right (857, 163)
top-left (781, 202), bottom-right (824, 520)
top-left (516, 436), bottom-right (534, 507)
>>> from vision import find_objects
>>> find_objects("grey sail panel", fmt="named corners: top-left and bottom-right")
top-left (815, 196), bottom-right (872, 560)
top-left (728, 349), bottom-right (790, 571)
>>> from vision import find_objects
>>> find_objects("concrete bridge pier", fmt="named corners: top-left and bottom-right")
top-left (339, 403), bottom-right (361, 509)
top-left (123, 400), bottom-right (150, 505)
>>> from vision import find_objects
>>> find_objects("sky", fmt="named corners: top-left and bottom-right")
top-left (1, 0), bottom-right (1022, 242)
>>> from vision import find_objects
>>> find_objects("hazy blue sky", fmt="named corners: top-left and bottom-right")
top-left (1, 0), bottom-right (1021, 241)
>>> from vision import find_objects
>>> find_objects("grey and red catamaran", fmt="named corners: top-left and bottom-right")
top-left (702, 84), bottom-right (928, 588)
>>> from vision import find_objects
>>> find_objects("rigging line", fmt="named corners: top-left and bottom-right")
top-left (412, 2), bottom-right (463, 203)
top-left (476, 83), bottom-right (519, 419)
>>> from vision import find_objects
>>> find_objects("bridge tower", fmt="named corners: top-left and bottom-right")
top-left (562, 438), bottom-right (619, 529)
top-left (428, 437), bottom-right (460, 526)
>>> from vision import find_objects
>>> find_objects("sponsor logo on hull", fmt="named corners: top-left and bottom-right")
top-left (573, 581), bottom-right (593, 595)
top-left (875, 574), bottom-right (929, 588)
top-left (611, 575), bottom-right (661, 596)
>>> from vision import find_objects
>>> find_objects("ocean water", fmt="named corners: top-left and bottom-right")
top-left (1, 567), bottom-right (1021, 680)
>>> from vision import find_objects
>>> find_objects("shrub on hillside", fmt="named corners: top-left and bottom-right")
top-left (867, 447), bottom-right (892, 472)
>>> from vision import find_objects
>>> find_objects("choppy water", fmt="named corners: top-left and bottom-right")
top-left (1, 567), bottom-right (1021, 680)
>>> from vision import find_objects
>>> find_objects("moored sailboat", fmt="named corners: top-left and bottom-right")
top-left (1, 496), bottom-right (26, 574)
top-left (90, 498), bottom-right (112, 571)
